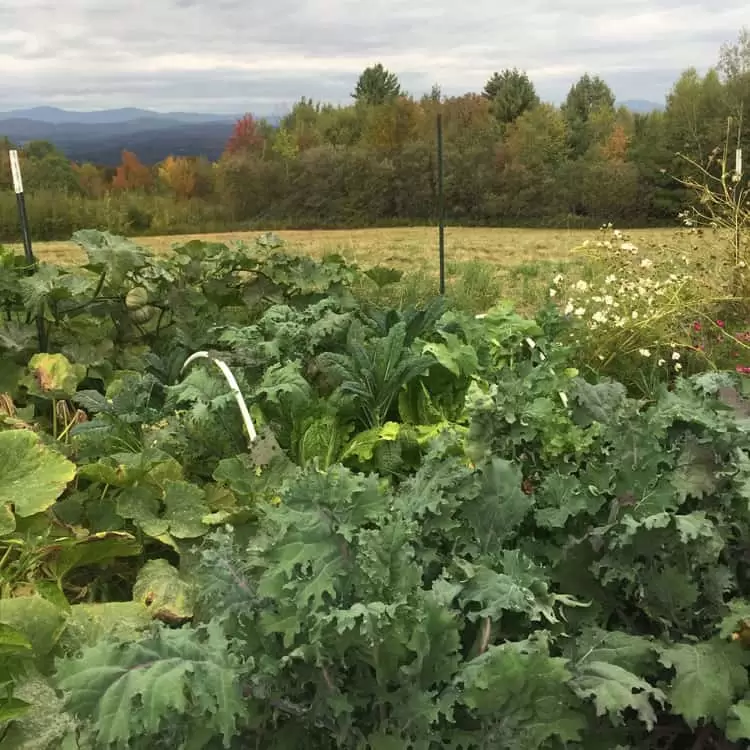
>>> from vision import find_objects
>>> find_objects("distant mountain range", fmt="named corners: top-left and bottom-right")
top-left (618, 99), bottom-right (664, 113)
top-left (0, 100), bottom-right (663, 167)
top-left (0, 107), bottom-right (274, 166)
top-left (0, 106), bottom-right (240, 125)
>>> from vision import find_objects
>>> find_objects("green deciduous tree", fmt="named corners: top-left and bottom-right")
top-left (664, 67), bottom-right (730, 164)
top-left (718, 27), bottom-right (750, 150)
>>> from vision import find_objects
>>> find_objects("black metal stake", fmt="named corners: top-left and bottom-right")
top-left (9, 149), bottom-right (46, 351)
top-left (436, 113), bottom-right (445, 295)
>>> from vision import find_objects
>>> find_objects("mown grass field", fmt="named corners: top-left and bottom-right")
top-left (10, 225), bottom-right (699, 313)
top-left (13, 226), bottom-right (682, 268)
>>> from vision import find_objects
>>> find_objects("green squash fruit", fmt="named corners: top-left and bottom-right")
top-left (128, 304), bottom-right (157, 324)
top-left (125, 286), bottom-right (149, 310)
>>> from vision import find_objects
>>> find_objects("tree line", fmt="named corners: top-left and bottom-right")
top-left (0, 29), bottom-right (748, 241)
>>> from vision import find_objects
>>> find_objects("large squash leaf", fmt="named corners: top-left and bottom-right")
top-left (0, 431), bottom-right (76, 534)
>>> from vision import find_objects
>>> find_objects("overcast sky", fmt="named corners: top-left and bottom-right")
top-left (0, 0), bottom-right (745, 114)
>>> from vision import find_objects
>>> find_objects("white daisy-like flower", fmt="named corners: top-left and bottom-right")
top-left (675, 362), bottom-right (682, 371)
top-left (672, 351), bottom-right (680, 361)
top-left (574, 280), bottom-right (589, 292)
top-left (639, 348), bottom-right (651, 357)
top-left (574, 307), bottom-right (586, 317)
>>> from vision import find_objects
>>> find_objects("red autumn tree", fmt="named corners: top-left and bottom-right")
top-left (112, 150), bottom-right (153, 191)
top-left (224, 113), bottom-right (265, 156)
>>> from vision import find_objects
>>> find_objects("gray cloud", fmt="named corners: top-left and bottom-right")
top-left (0, 0), bottom-right (745, 113)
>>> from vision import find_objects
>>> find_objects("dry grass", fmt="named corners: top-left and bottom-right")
top-left (9, 225), bottom-right (687, 270)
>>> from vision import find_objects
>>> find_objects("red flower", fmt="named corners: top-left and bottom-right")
top-left (693, 321), bottom-right (702, 332)
top-left (736, 365), bottom-right (750, 375)
top-left (717, 320), bottom-right (726, 328)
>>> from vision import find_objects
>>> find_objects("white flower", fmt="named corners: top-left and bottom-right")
top-left (614, 229), bottom-right (623, 238)
top-left (553, 274), bottom-right (564, 284)
top-left (605, 275), bottom-right (617, 284)
top-left (525, 337), bottom-right (536, 349)
top-left (671, 351), bottom-right (680, 361)
top-left (592, 311), bottom-right (607, 324)
top-left (674, 362), bottom-right (682, 371)
top-left (604, 295), bottom-right (614, 306)
top-left (574, 307), bottom-right (586, 317)
top-left (549, 288), bottom-right (557, 297)
top-left (640, 258), bottom-right (653, 268)
top-left (621, 241), bottom-right (638, 252)
top-left (631, 311), bottom-right (639, 319)
top-left (658, 359), bottom-right (666, 366)
top-left (574, 280), bottom-right (589, 292)
top-left (564, 301), bottom-right (574, 315)
top-left (639, 348), bottom-right (651, 357)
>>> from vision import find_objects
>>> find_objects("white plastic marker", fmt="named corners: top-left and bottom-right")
top-left (8, 149), bottom-right (46, 350)
top-left (9, 149), bottom-right (23, 194)
top-left (9, 149), bottom-right (33, 265)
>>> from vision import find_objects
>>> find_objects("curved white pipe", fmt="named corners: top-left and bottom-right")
top-left (181, 351), bottom-right (258, 443)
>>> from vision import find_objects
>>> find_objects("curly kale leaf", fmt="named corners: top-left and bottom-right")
top-left (55, 621), bottom-right (245, 749)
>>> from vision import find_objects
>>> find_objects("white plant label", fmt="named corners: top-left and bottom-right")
top-left (9, 150), bottom-right (23, 194)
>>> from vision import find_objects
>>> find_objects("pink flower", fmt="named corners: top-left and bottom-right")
top-left (736, 365), bottom-right (750, 375)
top-left (717, 320), bottom-right (726, 328)
top-left (693, 322), bottom-right (702, 332)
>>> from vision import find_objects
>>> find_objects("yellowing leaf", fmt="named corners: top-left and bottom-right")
top-left (0, 431), bottom-right (76, 533)
top-left (132, 559), bottom-right (194, 624)
top-left (26, 353), bottom-right (85, 399)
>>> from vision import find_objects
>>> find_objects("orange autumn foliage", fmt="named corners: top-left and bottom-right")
top-left (158, 155), bottom-right (198, 199)
top-left (601, 124), bottom-right (630, 162)
top-left (112, 150), bottom-right (153, 191)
